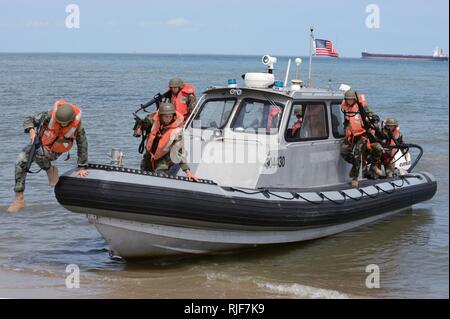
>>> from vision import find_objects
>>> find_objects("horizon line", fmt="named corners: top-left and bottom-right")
top-left (0, 51), bottom-right (363, 58)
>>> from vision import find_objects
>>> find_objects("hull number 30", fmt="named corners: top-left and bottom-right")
top-left (265, 156), bottom-right (285, 169)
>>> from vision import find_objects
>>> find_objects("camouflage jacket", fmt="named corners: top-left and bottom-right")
top-left (23, 110), bottom-right (88, 166)
top-left (151, 124), bottom-right (190, 172)
top-left (183, 93), bottom-right (197, 115)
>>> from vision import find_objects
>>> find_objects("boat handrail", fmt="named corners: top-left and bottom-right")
top-left (85, 163), bottom-right (217, 185)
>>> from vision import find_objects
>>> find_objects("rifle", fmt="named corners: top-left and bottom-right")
top-left (383, 125), bottom-right (405, 161)
top-left (384, 125), bottom-right (401, 148)
top-left (25, 113), bottom-right (47, 173)
top-left (132, 90), bottom-right (170, 153)
top-left (353, 94), bottom-right (423, 173)
top-left (141, 90), bottom-right (171, 109)
top-left (132, 90), bottom-right (170, 136)
top-left (354, 92), bottom-right (382, 144)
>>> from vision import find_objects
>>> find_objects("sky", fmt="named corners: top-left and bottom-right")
top-left (0, 0), bottom-right (448, 57)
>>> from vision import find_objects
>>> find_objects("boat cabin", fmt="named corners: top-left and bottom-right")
top-left (183, 85), bottom-right (352, 189)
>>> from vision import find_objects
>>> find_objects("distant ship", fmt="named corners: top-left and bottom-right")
top-left (361, 47), bottom-right (448, 61)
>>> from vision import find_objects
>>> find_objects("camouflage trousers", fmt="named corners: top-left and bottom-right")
top-left (14, 145), bottom-right (60, 193)
top-left (140, 152), bottom-right (180, 175)
top-left (340, 137), bottom-right (384, 179)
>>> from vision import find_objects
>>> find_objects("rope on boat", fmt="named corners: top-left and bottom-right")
top-left (296, 193), bottom-right (325, 205)
top-left (375, 185), bottom-right (396, 195)
top-left (340, 190), bottom-right (364, 201)
top-left (319, 192), bottom-right (347, 205)
top-left (389, 177), bottom-right (406, 188)
top-left (266, 191), bottom-right (297, 200)
top-left (358, 187), bottom-right (381, 199)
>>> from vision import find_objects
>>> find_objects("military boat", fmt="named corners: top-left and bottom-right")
top-left (55, 55), bottom-right (437, 259)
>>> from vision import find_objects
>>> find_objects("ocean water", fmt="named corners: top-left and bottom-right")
top-left (0, 53), bottom-right (448, 298)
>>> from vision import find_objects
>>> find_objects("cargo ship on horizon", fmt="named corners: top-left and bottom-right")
top-left (361, 47), bottom-right (448, 61)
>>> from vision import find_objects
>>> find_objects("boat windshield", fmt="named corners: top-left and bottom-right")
top-left (285, 102), bottom-right (328, 141)
top-left (192, 98), bottom-right (236, 129)
top-left (231, 98), bottom-right (284, 134)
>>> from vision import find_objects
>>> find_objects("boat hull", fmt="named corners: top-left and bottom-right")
top-left (89, 208), bottom-right (409, 258)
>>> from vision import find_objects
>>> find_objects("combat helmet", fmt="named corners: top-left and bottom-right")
top-left (344, 89), bottom-right (357, 99)
top-left (169, 77), bottom-right (184, 89)
top-left (384, 117), bottom-right (399, 127)
top-left (56, 104), bottom-right (75, 126)
top-left (158, 102), bottom-right (176, 115)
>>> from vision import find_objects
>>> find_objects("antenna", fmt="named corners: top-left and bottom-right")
top-left (283, 58), bottom-right (291, 88)
top-left (290, 58), bottom-right (303, 91)
top-left (307, 26), bottom-right (314, 87)
top-left (294, 57), bottom-right (302, 79)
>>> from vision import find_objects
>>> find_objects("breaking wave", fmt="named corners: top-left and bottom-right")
top-left (206, 272), bottom-right (350, 299)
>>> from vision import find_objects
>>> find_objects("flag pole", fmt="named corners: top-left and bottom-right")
top-left (308, 26), bottom-right (314, 87)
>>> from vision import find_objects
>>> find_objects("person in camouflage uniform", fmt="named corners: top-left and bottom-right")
top-left (7, 101), bottom-right (89, 213)
top-left (137, 102), bottom-right (199, 181)
top-left (378, 117), bottom-right (405, 177)
top-left (166, 77), bottom-right (197, 121)
top-left (340, 89), bottom-right (384, 187)
top-left (133, 77), bottom-right (197, 153)
top-left (361, 138), bottom-right (385, 180)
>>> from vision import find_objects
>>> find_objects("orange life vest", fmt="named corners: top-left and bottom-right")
top-left (267, 106), bottom-right (281, 129)
top-left (145, 111), bottom-right (184, 169)
top-left (291, 118), bottom-right (303, 137)
top-left (357, 93), bottom-right (367, 107)
top-left (170, 84), bottom-right (196, 120)
top-left (41, 99), bottom-right (82, 153)
top-left (341, 100), bottom-right (366, 141)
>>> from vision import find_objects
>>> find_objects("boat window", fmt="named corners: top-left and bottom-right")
top-left (285, 102), bottom-right (329, 141)
top-left (231, 98), bottom-right (284, 134)
top-left (330, 102), bottom-right (345, 138)
top-left (192, 98), bottom-right (236, 129)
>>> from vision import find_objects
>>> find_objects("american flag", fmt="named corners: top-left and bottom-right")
top-left (314, 39), bottom-right (339, 58)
